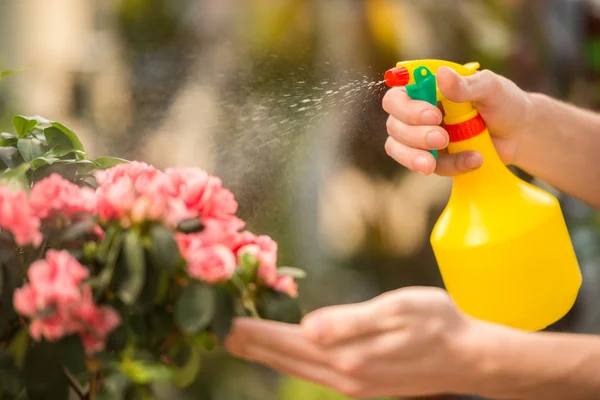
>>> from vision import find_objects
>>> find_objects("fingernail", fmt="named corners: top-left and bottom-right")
top-left (426, 131), bottom-right (447, 149)
top-left (465, 153), bottom-right (483, 169)
top-left (421, 110), bottom-right (441, 126)
top-left (414, 155), bottom-right (429, 173)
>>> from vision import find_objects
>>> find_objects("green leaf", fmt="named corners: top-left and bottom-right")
top-left (56, 335), bottom-right (86, 376)
top-left (60, 218), bottom-right (97, 242)
top-left (256, 289), bottom-right (303, 324)
top-left (211, 287), bottom-right (235, 342)
top-left (0, 147), bottom-right (23, 169)
top-left (16, 138), bottom-right (45, 163)
top-left (176, 219), bottom-right (205, 234)
top-left (172, 342), bottom-right (201, 388)
top-left (146, 307), bottom-right (175, 348)
top-left (11, 116), bottom-right (37, 138)
top-left (29, 156), bottom-right (59, 170)
top-left (195, 331), bottom-right (215, 351)
top-left (45, 122), bottom-right (84, 152)
top-left (8, 329), bottom-right (29, 369)
top-left (118, 229), bottom-right (146, 305)
top-left (175, 282), bottom-right (216, 335)
top-left (106, 322), bottom-right (129, 353)
top-left (44, 147), bottom-right (86, 160)
top-left (94, 156), bottom-right (129, 169)
top-left (96, 371), bottom-right (130, 400)
top-left (121, 360), bottom-right (173, 384)
top-left (0, 132), bottom-right (18, 147)
top-left (153, 269), bottom-right (170, 304)
top-left (23, 342), bottom-right (69, 400)
top-left (0, 348), bottom-right (24, 395)
top-left (138, 256), bottom-right (159, 312)
top-left (277, 266), bottom-right (307, 279)
top-left (148, 225), bottom-right (180, 274)
top-left (0, 163), bottom-right (31, 192)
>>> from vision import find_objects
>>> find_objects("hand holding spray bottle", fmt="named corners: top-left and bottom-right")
top-left (384, 60), bottom-right (581, 331)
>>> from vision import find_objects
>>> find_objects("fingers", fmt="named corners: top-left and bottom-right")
top-left (225, 319), bottom-right (362, 396)
top-left (382, 82), bottom-right (484, 177)
top-left (385, 137), bottom-right (436, 175)
top-left (384, 128), bottom-right (483, 176)
top-left (434, 151), bottom-right (483, 176)
top-left (225, 318), bottom-right (329, 365)
top-left (437, 67), bottom-right (505, 108)
top-left (386, 116), bottom-right (448, 150)
top-left (301, 294), bottom-right (408, 347)
top-left (382, 88), bottom-right (442, 126)
top-left (227, 339), bottom-right (359, 395)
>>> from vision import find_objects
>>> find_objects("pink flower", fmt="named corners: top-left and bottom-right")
top-left (183, 242), bottom-right (236, 283)
top-left (165, 168), bottom-right (238, 221)
top-left (13, 285), bottom-right (37, 317)
top-left (235, 233), bottom-right (279, 286)
top-left (0, 187), bottom-right (42, 247)
top-left (29, 312), bottom-right (74, 342)
top-left (165, 167), bottom-right (209, 209)
top-left (273, 275), bottom-right (298, 298)
top-left (26, 250), bottom-right (89, 311)
top-left (95, 163), bottom-right (241, 228)
top-left (95, 161), bottom-right (158, 187)
top-left (12, 250), bottom-right (120, 351)
top-left (29, 174), bottom-right (96, 219)
top-left (96, 177), bottom-right (136, 222)
top-left (73, 286), bottom-right (121, 354)
top-left (95, 162), bottom-right (176, 227)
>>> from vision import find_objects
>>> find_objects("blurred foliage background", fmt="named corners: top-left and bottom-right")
top-left (2, 0), bottom-right (600, 399)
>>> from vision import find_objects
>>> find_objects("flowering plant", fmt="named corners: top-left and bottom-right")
top-left (0, 115), bottom-right (304, 399)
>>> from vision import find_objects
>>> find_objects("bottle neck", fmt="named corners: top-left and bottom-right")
top-left (447, 129), bottom-right (520, 200)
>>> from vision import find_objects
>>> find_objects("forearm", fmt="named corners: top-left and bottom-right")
top-left (515, 93), bottom-right (600, 209)
top-left (468, 322), bottom-right (600, 400)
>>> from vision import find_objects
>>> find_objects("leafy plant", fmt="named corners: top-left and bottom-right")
top-left (0, 115), bottom-right (305, 399)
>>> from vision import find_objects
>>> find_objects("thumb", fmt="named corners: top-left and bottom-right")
top-left (437, 66), bottom-right (503, 108)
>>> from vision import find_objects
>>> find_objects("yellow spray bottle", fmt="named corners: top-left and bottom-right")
top-left (384, 60), bottom-right (582, 331)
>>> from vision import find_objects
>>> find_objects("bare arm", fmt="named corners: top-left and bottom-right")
top-left (470, 323), bottom-right (600, 400)
top-left (516, 93), bottom-right (600, 209)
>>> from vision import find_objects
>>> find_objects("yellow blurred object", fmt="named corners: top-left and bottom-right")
top-left (385, 60), bottom-right (582, 331)
top-left (366, 0), bottom-right (400, 52)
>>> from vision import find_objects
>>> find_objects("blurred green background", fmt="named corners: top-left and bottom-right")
top-left (2, 0), bottom-right (600, 399)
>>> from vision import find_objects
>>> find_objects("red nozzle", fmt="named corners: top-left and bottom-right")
top-left (384, 66), bottom-right (410, 87)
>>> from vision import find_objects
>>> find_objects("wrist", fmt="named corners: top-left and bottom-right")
top-left (451, 318), bottom-right (530, 398)
top-left (510, 91), bottom-right (551, 169)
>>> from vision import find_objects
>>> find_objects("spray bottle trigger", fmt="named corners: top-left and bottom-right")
top-left (405, 66), bottom-right (439, 160)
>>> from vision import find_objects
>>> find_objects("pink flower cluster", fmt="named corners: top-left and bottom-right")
top-left (0, 187), bottom-right (42, 247)
top-left (30, 173), bottom-right (97, 219)
top-left (0, 174), bottom-right (101, 247)
top-left (176, 227), bottom-right (298, 298)
top-left (13, 250), bottom-right (120, 354)
top-left (6, 162), bottom-right (298, 353)
top-left (94, 162), bottom-right (297, 297)
top-left (94, 162), bottom-right (239, 228)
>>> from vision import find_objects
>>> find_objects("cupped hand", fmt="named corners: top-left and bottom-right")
top-left (382, 66), bottom-right (537, 176)
top-left (225, 286), bottom-right (485, 398)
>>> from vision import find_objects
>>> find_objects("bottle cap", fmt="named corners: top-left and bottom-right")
top-left (444, 114), bottom-right (486, 142)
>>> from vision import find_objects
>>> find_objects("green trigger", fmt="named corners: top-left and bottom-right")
top-left (405, 66), bottom-right (439, 160)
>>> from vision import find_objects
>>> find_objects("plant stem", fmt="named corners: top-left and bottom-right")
top-left (36, 238), bottom-right (47, 261)
top-left (63, 368), bottom-right (87, 399)
top-left (88, 374), bottom-right (97, 400)
top-left (243, 298), bottom-right (262, 319)
top-left (230, 275), bottom-right (262, 319)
